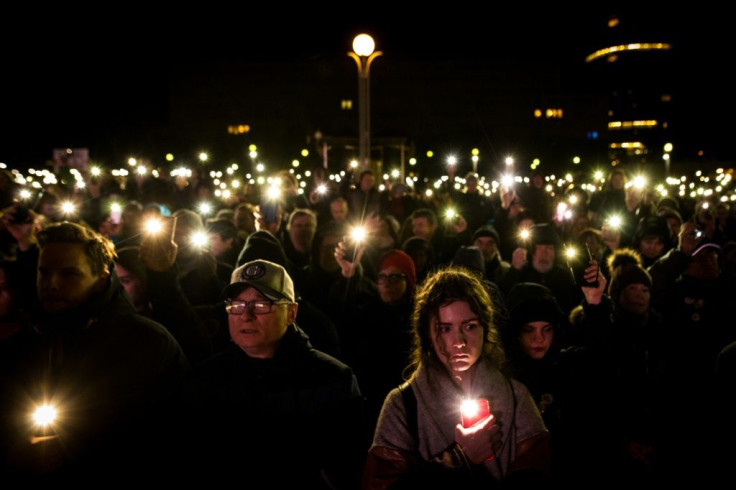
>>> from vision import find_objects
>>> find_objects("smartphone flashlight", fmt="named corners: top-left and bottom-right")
top-left (461, 398), bottom-right (491, 428)
top-left (344, 225), bottom-right (367, 260)
top-left (567, 243), bottom-right (599, 288)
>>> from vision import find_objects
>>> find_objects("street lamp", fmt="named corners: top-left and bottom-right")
top-left (349, 33), bottom-right (382, 172)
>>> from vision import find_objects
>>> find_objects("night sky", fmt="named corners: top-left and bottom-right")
top-left (1, 7), bottom-right (732, 170)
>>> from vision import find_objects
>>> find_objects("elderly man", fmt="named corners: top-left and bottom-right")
top-left (500, 222), bottom-right (583, 316)
top-left (185, 259), bottom-right (367, 488)
top-left (0, 221), bottom-right (189, 481)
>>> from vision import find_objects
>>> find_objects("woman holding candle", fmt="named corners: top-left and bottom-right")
top-left (362, 266), bottom-right (550, 488)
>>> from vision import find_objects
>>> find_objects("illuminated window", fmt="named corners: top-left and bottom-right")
top-left (586, 43), bottom-right (672, 63)
top-left (610, 142), bottom-right (646, 150)
top-left (608, 120), bottom-right (659, 130)
top-left (227, 125), bottom-right (250, 135)
top-left (544, 108), bottom-right (564, 119)
top-left (341, 100), bottom-right (353, 110)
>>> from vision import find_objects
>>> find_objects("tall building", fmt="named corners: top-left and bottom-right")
top-left (584, 11), bottom-right (675, 177)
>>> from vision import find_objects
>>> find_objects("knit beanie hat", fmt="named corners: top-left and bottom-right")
top-left (606, 248), bottom-right (643, 272)
top-left (377, 249), bottom-right (417, 292)
top-left (530, 223), bottom-right (560, 249)
top-left (237, 230), bottom-right (288, 268)
top-left (634, 215), bottom-right (672, 244)
top-left (506, 282), bottom-right (564, 327)
top-left (472, 225), bottom-right (501, 246)
top-left (451, 246), bottom-right (485, 276)
top-left (608, 263), bottom-right (652, 301)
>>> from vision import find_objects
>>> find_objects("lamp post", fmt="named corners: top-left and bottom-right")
top-left (349, 33), bottom-right (382, 172)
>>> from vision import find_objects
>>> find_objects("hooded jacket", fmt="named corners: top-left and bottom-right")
top-left (0, 272), bottom-right (190, 480)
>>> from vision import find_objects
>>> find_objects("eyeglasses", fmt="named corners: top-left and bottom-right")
top-left (376, 273), bottom-right (407, 285)
top-left (225, 299), bottom-right (290, 315)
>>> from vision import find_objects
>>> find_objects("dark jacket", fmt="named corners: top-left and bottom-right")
top-left (0, 273), bottom-right (190, 481)
top-left (144, 264), bottom-right (215, 365)
top-left (184, 324), bottom-right (367, 488)
top-left (175, 250), bottom-right (225, 307)
top-left (567, 295), bottom-right (668, 478)
top-left (649, 248), bottom-right (736, 375)
top-left (328, 272), bottom-right (414, 436)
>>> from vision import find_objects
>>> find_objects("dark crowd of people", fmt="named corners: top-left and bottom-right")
top-left (1, 162), bottom-right (735, 487)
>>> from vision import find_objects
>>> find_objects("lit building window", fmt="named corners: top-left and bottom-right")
top-left (608, 120), bottom-right (659, 130)
top-left (610, 142), bottom-right (646, 150)
top-left (585, 42), bottom-right (672, 63)
top-left (227, 125), bottom-right (250, 135)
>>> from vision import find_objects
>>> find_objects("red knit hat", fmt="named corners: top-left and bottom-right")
top-left (377, 249), bottom-right (417, 291)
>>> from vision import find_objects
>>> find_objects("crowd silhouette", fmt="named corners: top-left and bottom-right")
top-left (0, 162), bottom-right (735, 486)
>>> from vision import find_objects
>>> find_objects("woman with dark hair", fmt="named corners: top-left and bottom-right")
top-left (363, 267), bottom-right (550, 488)
top-left (503, 283), bottom-right (567, 414)
top-left (502, 282), bottom-right (600, 483)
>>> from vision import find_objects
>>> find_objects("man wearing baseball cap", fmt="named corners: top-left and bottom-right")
top-left (221, 258), bottom-right (299, 358)
top-left (184, 259), bottom-right (367, 488)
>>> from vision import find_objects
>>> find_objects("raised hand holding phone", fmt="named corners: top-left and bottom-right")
top-left (140, 216), bottom-right (178, 272)
top-left (565, 243), bottom-right (599, 288)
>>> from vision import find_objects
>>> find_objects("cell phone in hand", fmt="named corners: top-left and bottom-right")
top-left (568, 243), bottom-right (599, 288)
top-left (461, 398), bottom-right (491, 428)
top-left (343, 225), bottom-right (367, 262)
top-left (259, 199), bottom-right (279, 224)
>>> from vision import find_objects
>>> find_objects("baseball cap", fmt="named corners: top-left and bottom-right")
top-left (506, 283), bottom-right (564, 327)
top-left (222, 259), bottom-right (295, 302)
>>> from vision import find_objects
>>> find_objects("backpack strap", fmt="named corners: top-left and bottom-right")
top-left (398, 381), bottom-right (417, 444)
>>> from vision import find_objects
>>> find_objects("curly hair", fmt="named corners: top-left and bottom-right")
top-left (37, 221), bottom-right (116, 276)
top-left (405, 266), bottom-right (506, 378)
